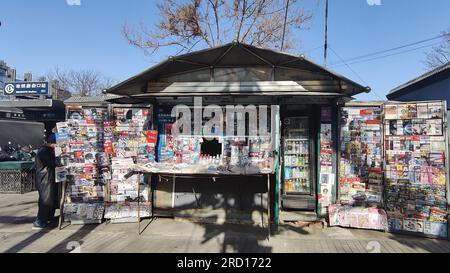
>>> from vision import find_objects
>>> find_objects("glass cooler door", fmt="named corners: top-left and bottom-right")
top-left (283, 117), bottom-right (312, 194)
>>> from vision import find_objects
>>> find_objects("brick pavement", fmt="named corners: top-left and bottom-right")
top-left (1, 192), bottom-right (449, 253)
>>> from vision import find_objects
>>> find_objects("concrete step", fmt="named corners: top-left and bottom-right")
top-left (280, 210), bottom-right (319, 222)
top-left (154, 209), bottom-right (269, 225)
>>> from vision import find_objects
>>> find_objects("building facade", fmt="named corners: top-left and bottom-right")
top-left (0, 61), bottom-right (15, 100)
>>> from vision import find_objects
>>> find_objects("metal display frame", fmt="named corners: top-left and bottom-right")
top-left (382, 100), bottom-right (449, 240)
top-left (58, 104), bottom-right (110, 229)
top-left (336, 102), bottom-right (385, 207)
top-left (59, 104), bottom-right (156, 235)
top-left (105, 104), bottom-right (155, 233)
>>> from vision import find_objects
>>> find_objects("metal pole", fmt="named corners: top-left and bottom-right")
top-left (58, 181), bottom-right (66, 230)
top-left (172, 174), bottom-right (176, 208)
top-left (138, 174), bottom-right (141, 234)
top-left (324, 0), bottom-right (329, 66)
top-left (267, 174), bottom-right (271, 240)
top-left (273, 105), bottom-right (281, 233)
top-left (280, 0), bottom-right (290, 52)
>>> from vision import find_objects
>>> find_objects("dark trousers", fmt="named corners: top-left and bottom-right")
top-left (36, 178), bottom-right (59, 224)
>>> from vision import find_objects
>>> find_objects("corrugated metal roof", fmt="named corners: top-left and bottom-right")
top-left (145, 81), bottom-right (339, 96)
top-left (388, 62), bottom-right (450, 98)
top-left (344, 100), bottom-right (388, 107)
top-left (107, 42), bottom-right (370, 97)
top-left (64, 94), bottom-right (122, 104)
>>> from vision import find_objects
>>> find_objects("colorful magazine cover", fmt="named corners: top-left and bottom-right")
top-left (417, 103), bottom-right (429, 119)
top-left (384, 105), bottom-right (398, 120)
top-left (428, 102), bottom-right (443, 119)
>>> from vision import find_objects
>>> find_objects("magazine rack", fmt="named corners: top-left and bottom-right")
top-left (58, 173), bottom-right (155, 235)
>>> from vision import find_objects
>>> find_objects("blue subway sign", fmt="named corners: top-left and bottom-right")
top-left (3, 82), bottom-right (50, 96)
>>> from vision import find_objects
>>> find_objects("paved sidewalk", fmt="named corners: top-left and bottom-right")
top-left (1, 192), bottom-right (450, 253)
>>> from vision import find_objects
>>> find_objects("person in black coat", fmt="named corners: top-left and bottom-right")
top-left (33, 133), bottom-right (58, 229)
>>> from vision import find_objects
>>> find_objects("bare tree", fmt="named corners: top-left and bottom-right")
top-left (46, 67), bottom-right (116, 97)
top-left (424, 29), bottom-right (450, 69)
top-left (123, 0), bottom-right (314, 55)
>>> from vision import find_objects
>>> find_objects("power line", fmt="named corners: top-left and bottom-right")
top-left (328, 47), bottom-right (384, 100)
top-left (302, 45), bottom-right (324, 54)
top-left (329, 41), bottom-right (442, 68)
top-left (328, 47), bottom-right (368, 85)
top-left (329, 34), bottom-right (447, 66)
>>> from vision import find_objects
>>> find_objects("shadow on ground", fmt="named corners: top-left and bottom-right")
top-left (0, 216), bottom-right (36, 225)
top-left (46, 224), bottom-right (99, 253)
top-left (163, 174), bottom-right (310, 253)
top-left (1, 207), bottom-right (99, 253)
top-left (387, 232), bottom-right (450, 253)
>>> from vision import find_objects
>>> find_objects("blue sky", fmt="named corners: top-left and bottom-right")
top-left (0, 0), bottom-right (449, 100)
